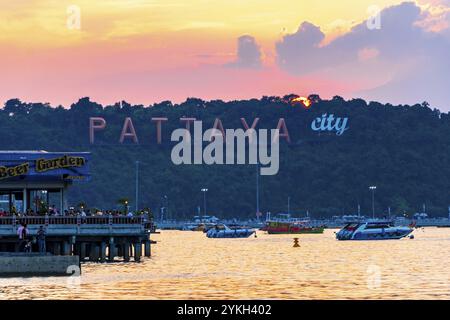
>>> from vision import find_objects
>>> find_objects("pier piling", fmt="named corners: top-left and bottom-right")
top-left (54, 242), bottom-right (61, 255)
top-left (100, 242), bottom-right (107, 262)
top-left (123, 243), bottom-right (130, 262)
top-left (89, 243), bottom-right (100, 262)
top-left (134, 243), bottom-right (142, 262)
top-left (144, 241), bottom-right (151, 257)
top-left (62, 242), bottom-right (71, 256)
top-left (80, 243), bottom-right (87, 261)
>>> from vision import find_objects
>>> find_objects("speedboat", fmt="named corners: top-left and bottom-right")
top-left (336, 220), bottom-right (414, 240)
top-left (206, 224), bottom-right (255, 238)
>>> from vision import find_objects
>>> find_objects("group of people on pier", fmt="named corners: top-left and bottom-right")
top-left (16, 222), bottom-right (46, 253)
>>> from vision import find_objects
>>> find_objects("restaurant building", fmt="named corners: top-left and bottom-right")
top-left (0, 151), bottom-right (90, 214)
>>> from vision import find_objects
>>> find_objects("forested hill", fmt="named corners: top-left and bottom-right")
top-left (1, 95), bottom-right (449, 219)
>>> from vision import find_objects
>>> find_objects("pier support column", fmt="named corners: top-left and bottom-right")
top-left (53, 242), bottom-right (61, 256)
top-left (108, 238), bottom-right (116, 262)
top-left (89, 243), bottom-right (100, 262)
top-left (73, 243), bottom-right (80, 256)
top-left (123, 243), bottom-right (130, 262)
top-left (100, 242), bottom-right (107, 263)
top-left (62, 242), bottom-right (71, 256)
top-left (144, 241), bottom-right (151, 257)
top-left (133, 243), bottom-right (142, 262)
top-left (108, 244), bottom-right (116, 262)
top-left (80, 243), bottom-right (86, 261)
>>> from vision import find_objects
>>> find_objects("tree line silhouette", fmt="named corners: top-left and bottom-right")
top-left (1, 95), bottom-right (449, 219)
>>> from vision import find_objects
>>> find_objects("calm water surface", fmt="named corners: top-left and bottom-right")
top-left (1, 228), bottom-right (450, 299)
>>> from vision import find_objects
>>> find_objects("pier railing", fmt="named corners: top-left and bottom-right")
top-left (0, 215), bottom-right (154, 229)
top-left (0, 215), bottom-right (156, 238)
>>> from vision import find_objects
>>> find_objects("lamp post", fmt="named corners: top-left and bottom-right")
top-left (287, 196), bottom-right (291, 215)
top-left (201, 188), bottom-right (208, 216)
top-left (369, 186), bottom-right (377, 219)
top-left (256, 164), bottom-right (260, 220)
top-left (135, 161), bottom-right (140, 213)
top-left (164, 195), bottom-right (168, 221)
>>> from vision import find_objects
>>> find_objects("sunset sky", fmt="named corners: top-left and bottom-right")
top-left (0, 0), bottom-right (449, 109)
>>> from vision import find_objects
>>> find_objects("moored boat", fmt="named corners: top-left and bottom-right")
top-left (264, 213), bottom-right (324, 234)
top-left (182, 215), bottom-right (219, 231)
top-left (206, 224), bottom-right (255, 238)
top-left (336, 220), bottom-right (414, 240)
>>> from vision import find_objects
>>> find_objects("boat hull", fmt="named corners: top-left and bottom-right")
top-left (206, 229), bottom-right (255, 238)
top-left (336, 225), bottom-right (413, 240)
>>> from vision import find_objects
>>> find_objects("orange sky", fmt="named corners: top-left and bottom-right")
top-left (0, 0), bottom-right (448, 107)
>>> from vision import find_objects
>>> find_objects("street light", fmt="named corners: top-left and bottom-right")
top-left (124, 200), bottom-right (129, 215)
top-left (163, 195), bottom-right (168, 221)
top-left (135, 161), bottom-right (140, 212)
top-left (287, 196), bottom-right (291, 215)
top-left (369, 186), bottom-right (377, 219)
top-left (201, 188), bottom-right (208, 216)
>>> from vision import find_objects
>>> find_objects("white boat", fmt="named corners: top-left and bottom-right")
top-left (336, 220), bottom-right (414, 240)
top-left (206, 224), bottom-right (255, 238)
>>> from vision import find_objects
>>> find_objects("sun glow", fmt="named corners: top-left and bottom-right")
top-left (290, 96), bottom-right (312, 109)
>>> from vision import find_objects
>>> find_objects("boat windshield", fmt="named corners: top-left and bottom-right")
top-left (365, 223), bottom-right (391, 229)
top-left (344, 223), bottom-right (360, 231)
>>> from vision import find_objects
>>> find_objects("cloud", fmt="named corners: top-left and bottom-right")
top-left (226, 35), bottom-right (262, 69)
top-left (275, 1), bottom-right (450, 109)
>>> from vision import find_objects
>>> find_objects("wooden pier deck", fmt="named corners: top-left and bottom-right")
top-left (0, 215), bottom-right (154, 262)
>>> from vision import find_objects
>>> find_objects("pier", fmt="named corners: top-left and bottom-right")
top-left (0, 215), bottom-right (154, 262)
top-left (0, 150), bottom-right (155, 263)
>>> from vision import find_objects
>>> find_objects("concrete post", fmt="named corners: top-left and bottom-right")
top-left (117, 244), bottom-right (123, 257)
top-left (108, 244), bottom-right (116, 262)
top-left (133, 243), bottom-right (142, 262)
top-left (80, 243), bottom-right (87, 261)
top-left (54, 242), bottom-right (61, 256)
top-left (73, 243), bottom-right (79, 256)
top-left (144, 241), bottom-right (151, 257)
top-left (62, 242), bottom-right (71, 256)
top-left (89, 243), bottom-right (100, 262)
top-left (108, 237), bottom-right (115, 262)
top-left (123, 243), bottom-right (130, 262)
top-left (100, 242), bottom-right (106, 262)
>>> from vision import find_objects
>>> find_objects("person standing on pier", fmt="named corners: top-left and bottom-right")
top-left (37, 226), bottom-right (46, 253)
top-left (17, 223), bottom-right (29, 252)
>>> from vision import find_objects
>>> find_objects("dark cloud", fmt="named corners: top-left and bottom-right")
top-left (226, 35), bottom-right (262, 69)
top-left (275, 1), bottom-right (450, 109)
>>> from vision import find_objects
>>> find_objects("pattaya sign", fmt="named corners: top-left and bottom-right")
top-left (89, 115), bottom-right (349, 145)
top-left (0, 163), bottom-right (30, 180)
top-left (0, 155), bottom-right (86, 180)
top-left (311, 113), bottom-right (349, 136)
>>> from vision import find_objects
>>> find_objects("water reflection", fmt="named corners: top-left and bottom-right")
top-left (1, 228), bottom-right (450, 299)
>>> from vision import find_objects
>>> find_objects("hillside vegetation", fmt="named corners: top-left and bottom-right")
top-left (1, 95), bottom-right (449, 219)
